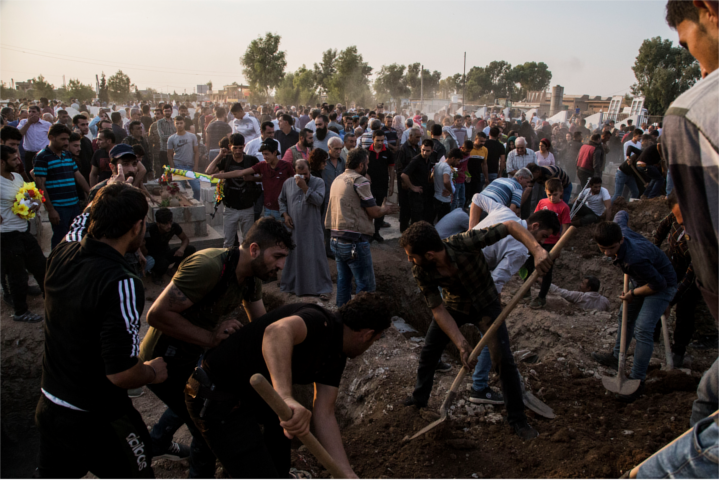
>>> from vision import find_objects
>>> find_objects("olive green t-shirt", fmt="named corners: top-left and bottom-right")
top-left (139, 248), bottom-right (262, 361)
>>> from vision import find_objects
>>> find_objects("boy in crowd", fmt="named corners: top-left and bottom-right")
top-left (592, 210), bottom-right (677, 402)
top-left (524, 178), bottom-right (570, 309)
top-left (571, 177), bottom-right (612, 227)
top-left (143, 208), bottom-right (196, 285)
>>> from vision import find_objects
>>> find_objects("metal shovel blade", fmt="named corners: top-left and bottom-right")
top-left (602, 373), bottom-right (641, 396)
top-left (522, 390), bottom-right (555, 419)
top-left (402, 390), bottom-right (457, 442)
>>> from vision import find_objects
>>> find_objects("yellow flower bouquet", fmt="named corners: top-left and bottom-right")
top-left (12, 182), bottom-right (45, 220)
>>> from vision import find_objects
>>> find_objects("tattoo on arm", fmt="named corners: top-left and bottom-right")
top-left (167, 285), bottom-right (190, 309)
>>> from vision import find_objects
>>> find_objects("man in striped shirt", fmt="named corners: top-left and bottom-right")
top-left (468, 168), bottom-right (533, 229)
top-left (526, 163), bottom-right (573, 204)
top-left (34, 124), bottom-right (90, 248)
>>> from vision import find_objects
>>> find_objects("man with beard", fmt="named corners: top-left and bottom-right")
top-left (36, 183), bottom-right (168, 477)
top-left (282, 128), bottom-right (313, 167)
top-left (139, 217), bottom-right (292, 478)
top-left (312, 114), bottom-right (340, 152)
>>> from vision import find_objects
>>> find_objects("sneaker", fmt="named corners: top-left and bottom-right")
top-left (127, 387), bottom-right (144, 398)
top-left (402, 396), bottom-right (427, 409)
top-left (154, 441), bottom-right (190, 462)
top-left (529, 296), bottom-right (546, 309)
top-left (381, 221), bottom-right (391, 229)
top-left (617, 378), bottom-right (646, 403)
top-left (469, 387), bottom-right (504, 405)
top-left (12, 311), bottom-right (43, 323)
top-left (27, 285), bottom-right (42, 296)
top-left (592, 351), bottom-right (618, 370)
top-left (372, 232), bottom-right (384, 243)
top-left (671, 352), bottom-right (684, 368)
top-left (436, 361), bottom-right (452, 373)
top-left (511, 421), bottom-right (539, 440)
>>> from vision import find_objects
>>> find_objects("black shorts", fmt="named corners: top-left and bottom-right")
top-left (35, 394), bottom-right (154, 478)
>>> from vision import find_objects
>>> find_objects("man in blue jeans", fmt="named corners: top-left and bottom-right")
top-left (34, 124), bottom-right (90, 248)
top-left (591, 210), bottom-right (677, 402)
top-left (324, 148), bottom-right (399, 306)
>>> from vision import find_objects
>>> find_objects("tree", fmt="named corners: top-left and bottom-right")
top-left (512, 62), bottom-right (552, 99)
top-left (66, 79), bottom-right (96, 103)
top-left (276, 65), bottom-right (318, 106)
top-left (327, 46), bottom-right (373, 106)
top-left (32, 75), bottom-right (55, 100)
top-left (484, 61), bottom-right (515, 99)
top-left (631, 36), bottom-right (700, 115)
top-left (373, 64), bottom-right (410, 103)
top-left (438, 73), bottom-right (463, 100)
top-left (313, 49), bottom-right (337, 96)
top-left (465, 66), bottom-right (492, 101)
top-left (0, 81), bottom-right (17, 100)
top-left (98, 73), bottom-right (109, 104)
top-left (107, 70), bottom-right (133, 102)
top-left (405, 63), bottom-right (442, 98)
top-left (240, 32), bottom-right (287, 102)
top-left (206, 80), bottom-right (213, 91)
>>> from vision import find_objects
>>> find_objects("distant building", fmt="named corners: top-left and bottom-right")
top-left (513, 85), bottom-right (613, 118)
top-left (210, 84), bottom-right (250, 103)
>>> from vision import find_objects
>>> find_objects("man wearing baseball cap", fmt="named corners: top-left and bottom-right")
top-left (85, 144), bottom-right (142, 204)
top-left (212, 138), bottom-right (295, 223)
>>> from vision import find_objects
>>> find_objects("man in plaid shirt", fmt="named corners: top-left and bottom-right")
top-left (399, 220), bottom-right (552, 440)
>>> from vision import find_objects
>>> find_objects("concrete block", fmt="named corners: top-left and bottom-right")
top-left (184, 204), bottom-right (207, 223)
top-left (169, 225), bottom-right (224, 250)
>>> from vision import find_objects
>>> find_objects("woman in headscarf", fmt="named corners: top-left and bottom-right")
top-left (505, 136), bottom-right (517, 157)
top-left (441, 125), bottom-right (458, 152)
top-left (392, 114), bottom-right (405, 135)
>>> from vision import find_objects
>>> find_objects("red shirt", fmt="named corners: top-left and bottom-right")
top-left (535, 198), bottom-right (570, 245)
top-left (251, 160), bottom-right (296, 211)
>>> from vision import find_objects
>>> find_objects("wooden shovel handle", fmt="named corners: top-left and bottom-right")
top-left (250, 374), bottom-right (348, 479)
top-left (448, 226), bottom-right (578, 394)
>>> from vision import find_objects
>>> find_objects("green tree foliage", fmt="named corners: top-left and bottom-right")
top-left (31, 75), bottom-right (55, 100)
top-left (405, 63), bottom-right (441, 98)
top-left (313, 49), bottom-right (337, 96)
top-left (373, 64), bottom-right (411, 103)
top-left (327, 46), bottom-right (373, 106)
top-left (206, 80), bottom-right (213, 91)
top-left (438, 73), bottom-right (463, 100)
top-left (98, 73), bottom-right (109, 104)
top-left (240, 32), bottom-right (287, 102)
top-left (0, 81), bottom-right (17, 100)
top-left (107, 70), bottom-right (133, 102)
top-left (631, 36), bottom-right (700, 115)
top-left (511, 62), bottom-right (552, 99)
top-left (65, 79), bottom-right (96, 102)
top-left (275, 65), bottom-right (318, 106)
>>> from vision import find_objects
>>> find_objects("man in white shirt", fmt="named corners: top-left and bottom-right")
top-left (548, 276), bottom-right (610, 312)
top-left (229, 103), bottom-right (261, 143)
top-left (0, 145), bottom-right (46, 323)
top-left (17, 105), bottom-right (51, 172)
top-left (464, 115), bottom-right (474, 143)
top-left (244, 121), bottom-right (282, 158)
top-left (506, 137), bottom-right (537, 175)
top-left (623, 128), bottom-right (644, 157)
top-left (571, 177), bottom-right (612, 226)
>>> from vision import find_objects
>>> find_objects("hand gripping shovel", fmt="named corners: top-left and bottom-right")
top-left (601, 274), bottom-right (642, 395)
top-left (403, 227), bottom-right (576, 442)
top-left (250, 374), bottom-right (347, 479)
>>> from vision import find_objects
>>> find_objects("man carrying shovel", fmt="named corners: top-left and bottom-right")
top-left (591, 210), bottom-right (677, 402)
top-left (399, 220), bottom-right (553, 440)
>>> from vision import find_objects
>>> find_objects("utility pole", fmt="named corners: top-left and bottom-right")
top-left (462, 52), bottom-right (466, 110)
top-left (63, 75), bottom-right (66, 88)
top-left (420, 64), bottom-right (424, 113)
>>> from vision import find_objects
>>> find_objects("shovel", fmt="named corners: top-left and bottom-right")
top-left (601, 274), bottom-right (642, 395)
top-left (403, 227), bottom-right (576, 442)
top-left (250, 374), bottom-right (347, 479)
top-left (660, 315), bottom-right (675, 370)
top-left (520, 377), bottom-right (555, 419)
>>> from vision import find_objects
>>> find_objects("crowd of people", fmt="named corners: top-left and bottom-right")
top-left (0, 1), bottom-right (716, 478)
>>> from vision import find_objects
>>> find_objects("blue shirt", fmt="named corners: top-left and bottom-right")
top-left (613, 211), bottom-right (677, 292)
top-left (33, 148), bottom-right (79, 207)
top-left (478, 177), bottom-right (523, 208)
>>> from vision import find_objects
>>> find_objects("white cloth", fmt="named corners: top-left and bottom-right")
top-left (472, 195), bottom-right (528, 294)
top-left (244, 136), bottom-right (282, 159)
top-left (576, 187), bottom-right (611, 217)
top-left (230, 115), bottom-right (261, 143)
top-left (0, 173), bottom-right (29, 233)
top-left (548, 284), bottom-right (610, 311)
top-left (17, 118), bottom-right (51, 152)
top-left (623, 139), bottom-right (641, 157)
top-left (536, 151), bottom-right (555, 167)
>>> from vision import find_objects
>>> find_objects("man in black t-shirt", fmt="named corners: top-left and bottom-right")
top-left (366, 130), bottom-right (395, 242)
top-left (143, 208), bottom-right (196, 284)
top-left (36, 183), bottom-right (168, 478)
top-left (484, 126), bottom-right (506, 181)
top-left (206, 133), bottom-right (262, 247)
top-left (185, 292), bottom-right (391, 479)
top-left (402, 139), bottom-right (435, 224)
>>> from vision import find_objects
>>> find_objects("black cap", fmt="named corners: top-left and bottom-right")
top-left (259, 138), bottom-right (279, 153)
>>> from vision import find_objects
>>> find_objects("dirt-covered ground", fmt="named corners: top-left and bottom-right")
top-left (2, 197), bottom-right (716, 478)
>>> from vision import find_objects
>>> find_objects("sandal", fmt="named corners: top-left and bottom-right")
top-left (289, 468), bottom-right (312, 479)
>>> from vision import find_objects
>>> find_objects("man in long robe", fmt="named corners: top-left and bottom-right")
top-left (279, 159), bottom-right (333, 297)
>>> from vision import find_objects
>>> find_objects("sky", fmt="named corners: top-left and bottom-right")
top-left (0, 0), bottom-right (678, 99)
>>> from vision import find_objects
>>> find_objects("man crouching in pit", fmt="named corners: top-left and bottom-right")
top-left (400, 220), bottom-right (553, 440)
top-left (185, 292), bottom-right (390, 478)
